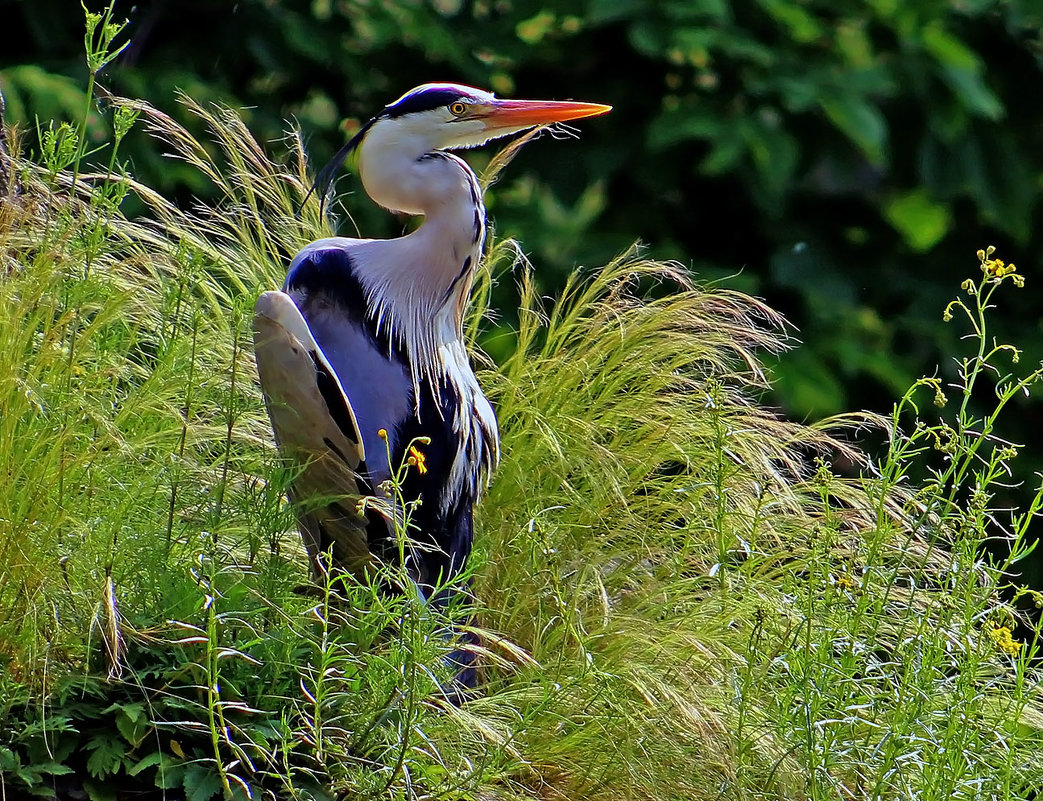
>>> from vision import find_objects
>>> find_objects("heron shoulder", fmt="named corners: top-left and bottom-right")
top-left (285, 240), bottom-right (389, 349)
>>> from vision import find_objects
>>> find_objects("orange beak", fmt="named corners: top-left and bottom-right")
top-left (480, 98), bottom-right (611, 130)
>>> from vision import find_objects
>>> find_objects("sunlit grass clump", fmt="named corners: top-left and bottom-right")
top-left (2, 19), bottom-right (1043, 798)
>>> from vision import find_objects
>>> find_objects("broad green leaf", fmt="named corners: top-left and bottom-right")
top-left (819, 92), bottom-right (888, 165)
top-left (922, 24), bottom-right (979, 69)
top-left (0, 747), bottom-right (18, 771)
top-left (183, 762), bottom-right (223, 801)
top-left (757, 0), bottom-right (822, 43)
top-left (85, 733), bottom-right (126, 779)
top-left (923, 25), bottom-right (1002, 119)
top-left (835, 21), bottom-right (874, 68)
top-left (27, 762), bottom-right (75, 777)
top-left (713, 30), bottom-right (775, 65)
top-left (0, 65), bottom-right (87, 126)
top-left (115, 703), bottom-right (150, 748)
top-left (884, 189), bottom-right (951, 251)
top-left (127, 751), bottom-right (164, 777)
top-left (938, 66), bottom-right (1003, 121)
top-left (155, 759), bottom-right (187, 790)
top-left (775, 76), bottom-right (821, 113)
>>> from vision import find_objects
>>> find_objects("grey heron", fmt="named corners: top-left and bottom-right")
top-left (252, 84), bottom-right (609, 679)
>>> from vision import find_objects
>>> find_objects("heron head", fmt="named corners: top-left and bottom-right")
top-left (374, 82), bottom-right (611, 151)
top-left (308, 84), bottom-right (610, 207)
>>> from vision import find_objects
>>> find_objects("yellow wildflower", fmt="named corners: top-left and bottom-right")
top-left (409, 445), bottom-right (428, 475)
top-left (988, 624), bottom-right (1022, 657)
top-left (981, 256), bottom-right (1017, 278)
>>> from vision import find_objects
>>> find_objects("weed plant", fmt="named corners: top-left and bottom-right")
top-left (1, 6), bottom-right (1042, 799)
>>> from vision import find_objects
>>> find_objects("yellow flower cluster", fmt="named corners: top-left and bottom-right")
top-left (988, 624), bottom-right (1023, 657)
top-left (977, 246), bottom-right (1017, 278)
top-left (408, 445), bottom-right (428, 475)
top-left (834, 572), bottom-right (856, 591)
top-left (375, 428), bottom-right (429, 474)
top-left (983, 257), bottom-right (1016, 278)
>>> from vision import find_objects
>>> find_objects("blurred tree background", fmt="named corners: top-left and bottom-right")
top-left (3, 0), bottom-right (1043, 568)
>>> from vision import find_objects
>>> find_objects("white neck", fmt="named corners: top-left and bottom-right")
top-left (353, 120), bottom-right (486, 386)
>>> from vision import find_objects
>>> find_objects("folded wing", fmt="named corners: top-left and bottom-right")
top-left (252, 290), bottom-right (381, 578)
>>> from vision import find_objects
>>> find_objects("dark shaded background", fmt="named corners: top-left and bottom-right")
top-left (3, 0), bottom-right (1043, 576)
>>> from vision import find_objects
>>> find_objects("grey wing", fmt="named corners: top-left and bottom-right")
top-left (252, 290), bottom-right (384, 578)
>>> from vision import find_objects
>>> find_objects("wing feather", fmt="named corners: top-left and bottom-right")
top-left (253, 290), bottom-right (377, 577)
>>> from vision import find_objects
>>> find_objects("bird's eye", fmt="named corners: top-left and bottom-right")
top-left (448, 102), bottom-right (468, 116)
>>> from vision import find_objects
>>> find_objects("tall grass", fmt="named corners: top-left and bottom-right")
top-left (1, 57), bottom-right (1042, 799)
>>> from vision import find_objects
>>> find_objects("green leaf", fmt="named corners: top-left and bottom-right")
top-left (114, 702), bottom-right (150, 747)
top-left (922, 24), bottom-right (979, 69)
top-left (939, 66), bottom-right (1002, 120)
top-left (700, 135), bottom-right (746, 175)
top-left (757, 0), bottom-right (823, 44)
top-left (922, 25), bottom-right (1002, 120)
top-left (665, 0), bottom-right (729, 22)
top-left (0, 746), bottom-right (20, 771)
top-left (628, 19), bottom-right (670, 57)
top-left (85, 733), bottom-right (125, 779)
top-left (127, 751), bottom-right (164, 777)
top-left (835, 21), bottom-right (875, 69)
top-left (515, 10), bottom-right (556, 44)
top-left (818, 92), bottom-right (888, 165)
top-left (183, 762), bottom-right (223, 801)
top-left (0, 65), bottom-right (88, 126)
top-left (884, 189), bottom-right (951, 251)
top-left (155, 759), bottom-right (187, 790)
top-left (27, 762), bottom-right (75, 777)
